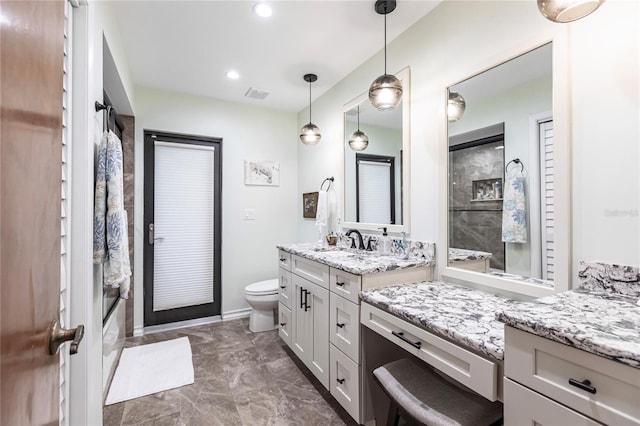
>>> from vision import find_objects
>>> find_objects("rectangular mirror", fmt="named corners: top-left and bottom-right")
top-left (343, 68), bottom-right (410, 234)
top-left (445, 42), bottom-right (570, 297)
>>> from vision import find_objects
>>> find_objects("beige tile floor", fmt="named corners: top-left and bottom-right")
top-left (103, 318), bottom-right (357, 426)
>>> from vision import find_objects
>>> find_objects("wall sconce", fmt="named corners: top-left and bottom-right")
top-left (300, 73), bottom-right (321, 145)
top-left (348, 106), bottom-right (369, 151)
top-left (538, 0), bottom-right (605, 22)
top-left (448, 91), bottom-right (466, 122)
top-left (368, 0), bottom-right (402, 111)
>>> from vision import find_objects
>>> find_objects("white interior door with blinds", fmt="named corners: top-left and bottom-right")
top-left (357, 155), bottom-right (394, 224)
top-left (144, 132), bottom-right (222, 326)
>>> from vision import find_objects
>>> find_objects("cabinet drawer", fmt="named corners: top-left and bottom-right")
top-left (504, 378), bottom-right (602, 426)
top-left (291, 255), bottom-right (329, 289)
top-left (330, 268), bottom-right (362, 304)
top-left (278, 268), bottom-right (293, 309)
top-left (505, 326), bottom-right (640, 425)
top-left (278, 303), bottom-right (292, 348)
top-left (361, 302), bottom-right (498, 401)
top-left (330, 344), bottom-right (360, 424)
top-left (329, 293), bottom-right (360, 361)
top-left (278, 250), bottom-right (291, 271)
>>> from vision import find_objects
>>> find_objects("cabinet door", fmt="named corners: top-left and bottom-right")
top-left (329, 292), bottom-right (360, 361)
top-left (278, 268), bottom-right (293, 309)
top-left (504, 379), bottom-right (602, 426)
top-left (292, 277), bottom-right (312, 364)
top-left (307, 280), bottom-right (330, 389)
top-left (278, 302), bottom-right (292, 347)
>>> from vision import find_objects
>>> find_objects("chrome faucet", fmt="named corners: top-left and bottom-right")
top-left (345, 229), bottom-right (365, 250)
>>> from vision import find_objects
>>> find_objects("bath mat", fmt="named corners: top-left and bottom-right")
top-left (105, 336), bottom-right (194, 405)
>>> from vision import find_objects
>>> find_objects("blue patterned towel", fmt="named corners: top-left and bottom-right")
top-left (93, 130), bottom-right (131, 298)
top-left (501, 168), bottom-right (527, 243)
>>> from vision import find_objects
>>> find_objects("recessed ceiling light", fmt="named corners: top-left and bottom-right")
top-left (226, 70), bottom-right (240, 80)
top-left (253, 3), bottom-right (272, 18)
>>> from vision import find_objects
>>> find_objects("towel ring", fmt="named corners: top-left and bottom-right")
top-left (505, 158), bottom-right (523, 173)
top-left (320, 177), bottom-right (334, 192)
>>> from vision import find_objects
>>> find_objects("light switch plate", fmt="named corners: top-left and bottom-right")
top-left (243, 208), bottom-right (256, 220)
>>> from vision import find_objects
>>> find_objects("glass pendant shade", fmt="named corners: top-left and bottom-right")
top-left (300, 73), bottom-right (321, 145)
top-left (369, 74), bottom-right (403, 111)
top-left (537, 0), bottom-right (604, 22)
top-left (369, 2), bottom-right (402, 111)
top-left (300, 123), bottom-right (321, 145)
top-left (349, 130), bottom-right (369, 151)
top-left (448, 91), bottom-right (466, 122)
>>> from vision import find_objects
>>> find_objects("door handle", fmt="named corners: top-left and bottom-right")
top-left (304, 289), bottom-right (310, 311)
top-left (49, 320), bottom-right (84, 355)
top-left (149, 223), bottom-right (154, 244)
top-left (300, 287), bottom-right (305, 309)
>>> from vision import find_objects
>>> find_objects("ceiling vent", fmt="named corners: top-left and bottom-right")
top-left (244, 87), bottom-right (270, 100)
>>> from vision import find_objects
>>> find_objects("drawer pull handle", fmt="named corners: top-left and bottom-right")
top-left (280, 257), bottom-right (286, 262)
top-left (336, 281), bottom-right (345, 287)
top-left (337, 378), bottom-right (345, 384)
top-left (280, 285), bottom-right (286, 289)
top-left (280, 322), bottom-right (286, 327)
top-left (568, 378), bottom-right (597, 394)
top-left (337, 323), bottom-right (345, 328)
top-left (392, 331), bottom-right (422, 349)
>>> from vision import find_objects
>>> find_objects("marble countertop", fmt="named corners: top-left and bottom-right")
top-left (277, 243), bottom-right (434, 275)
top-left (360, 281), bottom-right (520, 361)
top-left (496, 288), bottom-right (640, 368)
top-left (449, 247), bottom-right (492, 262)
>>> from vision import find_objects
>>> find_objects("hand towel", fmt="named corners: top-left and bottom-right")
top-left (326, 185), bottom-right (338, 233)
top-left (315, 190), bottom-right (328, 227)
top-left (93, 130), bottom-right (132, 298)
top-left (501, 167), bottom-right (527, 243)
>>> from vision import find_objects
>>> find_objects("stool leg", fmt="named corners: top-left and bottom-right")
top-left (386, 400), bottom-right (400, 426)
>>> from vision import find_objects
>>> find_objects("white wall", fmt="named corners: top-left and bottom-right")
top-left (133, 86), bottom-right (298, 329)
top-left (297, 1), bottom-right (639, 281)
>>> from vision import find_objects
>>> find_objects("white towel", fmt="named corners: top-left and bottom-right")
top-left (93, 130), bottom-right (132, 298)
top-left (501, 168), bottom-right (527, 243)
top-left (326, 186), bottom-right (338, 232)
top-left (315, 191), bottom-right (328, 227)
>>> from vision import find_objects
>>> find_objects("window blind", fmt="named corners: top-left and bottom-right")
top-left (153, 141), bottom-right (215, 311)
top-left (358, 160), bottom-right (391, 224)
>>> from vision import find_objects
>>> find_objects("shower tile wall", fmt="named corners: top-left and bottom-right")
top-left (121, 115), bottom-right (135, 336)
top-left (449, 141), bottom-right (504, 270)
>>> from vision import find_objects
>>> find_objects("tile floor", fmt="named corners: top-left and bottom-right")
top-left (103, 318), bottom-right (357, 425)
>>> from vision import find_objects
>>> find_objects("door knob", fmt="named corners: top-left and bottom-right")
top-left (48, 320), bottom-right (84, 355)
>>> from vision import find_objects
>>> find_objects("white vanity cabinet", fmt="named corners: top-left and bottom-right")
top-left (277, 250), bottom-right (434, 424)
top-left (504, 326), bottom-right (640, 425)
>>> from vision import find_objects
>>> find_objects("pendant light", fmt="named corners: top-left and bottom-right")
top-left (369, 0), bottom-right (402, 111)
top-left (537, 0), bottom-right (604, 23)
top-left (300, 73), bottom-right (321, 145)
top-left (348, 106), bottom-right (369, 151)
top-left (447, 92), bottom-right (466, 122)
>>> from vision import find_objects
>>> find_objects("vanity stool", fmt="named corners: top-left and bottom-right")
top-left (373, 358), bottom-right (503, 426)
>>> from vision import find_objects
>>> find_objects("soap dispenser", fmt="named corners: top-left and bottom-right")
top-left (378, 227), bottom-right (392, 256)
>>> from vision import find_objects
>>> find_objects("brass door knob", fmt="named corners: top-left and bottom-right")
top-left (48, 320), bottom-right (84, 355)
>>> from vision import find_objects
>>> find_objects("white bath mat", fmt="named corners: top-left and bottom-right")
top-left (105, 336), bottom-right (194, 405)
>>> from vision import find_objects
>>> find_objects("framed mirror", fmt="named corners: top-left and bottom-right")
top-left (442, 40), bottom-right (570, 298)
top-left (342, 68), bottom-right (410, 234)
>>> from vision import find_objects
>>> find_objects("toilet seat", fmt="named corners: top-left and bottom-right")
top-left (245, 279), bottom-right (279, 296)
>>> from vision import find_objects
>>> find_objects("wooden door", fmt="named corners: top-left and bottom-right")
top-left (0, 1), bottom-right (65, 425)
top-left (292, 276), bottom-right (311, 363)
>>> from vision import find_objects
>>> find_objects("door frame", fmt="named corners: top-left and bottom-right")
top-left (143, 130), bottom-right (222, 326)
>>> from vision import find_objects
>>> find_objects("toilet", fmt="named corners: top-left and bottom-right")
top-left (244, 279), bottom-right (279, 332)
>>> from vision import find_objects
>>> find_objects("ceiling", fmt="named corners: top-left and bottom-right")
top-left (111, 1), bottom-right (441, 113)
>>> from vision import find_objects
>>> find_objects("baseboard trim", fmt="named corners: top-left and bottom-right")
top-left (143, 315), bottom-right (222, 335)
top-left (133, 326), bottom-right (144, 337)
top-left (222, 308), bottom-right (251, 321)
